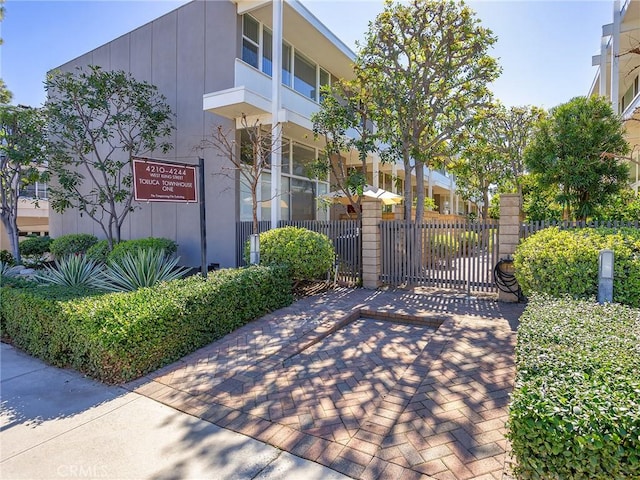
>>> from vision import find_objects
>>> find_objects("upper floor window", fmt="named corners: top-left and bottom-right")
top-left (242, 15), bottom-right (260, 69)
top-left (241, 14), bottom-right (332, 103)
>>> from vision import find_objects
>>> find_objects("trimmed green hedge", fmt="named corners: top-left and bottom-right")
top-left (50, 234), bottom-right (98, 258)
top-left (19, 235), bottom-right (53, 256)
top-left (514, 227), bottom-right (640, 307)
top-left (0, 266), bottom-right (292, 383)
top-left (108, 237), bottom-right (177, 264)
top-left (508, 295), bottom-right (640, 479)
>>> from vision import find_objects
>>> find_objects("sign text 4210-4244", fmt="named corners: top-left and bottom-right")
top-left (132, 158), bottom-right (197, 203)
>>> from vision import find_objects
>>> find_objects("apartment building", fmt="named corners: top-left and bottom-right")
top-left (590, 0), bottom-right (640, 193)
top-left (49, 0), bottom-right (460, 268)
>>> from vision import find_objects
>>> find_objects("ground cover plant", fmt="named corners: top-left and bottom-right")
top-left (514, 227), bottom-right (640, 307)
top-left (508, 295), bottom-right (640, 479)
top-left (0, 265), bottom-right (292, 383)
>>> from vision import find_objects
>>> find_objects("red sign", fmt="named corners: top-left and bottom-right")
top-left (133, 158), bottom-right (197, 202)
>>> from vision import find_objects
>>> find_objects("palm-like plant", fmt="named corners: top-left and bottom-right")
top-left (101, 248), bottom-right (189, 292)
top-left (0, 261), bottom-right (22, 278)
top-left (35, 255), bottom-right (108, 288)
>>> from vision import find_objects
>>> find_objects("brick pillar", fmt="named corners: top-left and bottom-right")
top-left (498, 194), bottom-right (522, 302)
top-left (361, 198), bottom-right (381, 289)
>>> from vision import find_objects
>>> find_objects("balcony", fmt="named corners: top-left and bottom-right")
top-left (203, 59), bottom-right (319, 133)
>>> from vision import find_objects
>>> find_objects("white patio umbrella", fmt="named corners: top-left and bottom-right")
top-left (322, 185), bottom-right (403, 206)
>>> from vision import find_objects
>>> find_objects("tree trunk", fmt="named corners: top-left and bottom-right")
top-left (1, 215), bottom-right (21, 265)
top-left (402, 151), bottom-right (413, 221)
top-left (415, 163), bottom-right (425, 224)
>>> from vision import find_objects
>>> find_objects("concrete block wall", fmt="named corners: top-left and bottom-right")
top-left (498, 193), bottom-right (522, 302)
top-left (361, 199), bottom-right (382, 289)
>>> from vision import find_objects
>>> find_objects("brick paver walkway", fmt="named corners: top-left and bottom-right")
top-left (126, 287), bottom-right (525, 480)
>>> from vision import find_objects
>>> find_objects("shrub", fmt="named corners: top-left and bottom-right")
top-left (428, 233), bottom-right (460, 257)
top-left (248, 227), bottom-right (334, 282)
top-left (86, 240), bottom-right (110, 264)
top-left (108, 237), bottom-right (177, 264)
top-left (514, 227), bottom-right (640, 307)
top-left (50, 234), bottom-right (98, 258)
top-left (508, 295), bottom-right (640, 479)
top-left (101, 249), bottom-right (190, 292)
top-left (0, 250), bottom-right (15, 265)
top-left (36, 255), bottom-right (107, 289)
top-left (0, 266), bottom-right (293, 383)
top-left (19, 235), bottom-right (53, 257)
top-left (456, 231), bottom-right (479, 255)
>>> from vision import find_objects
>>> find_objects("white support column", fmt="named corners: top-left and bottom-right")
top-left (270, 0), bottom-right (283, 230)
top-left (599, 36), bottom-right (608, 97)
top-left (611, 0), bottom-right (621, 113)
top-left (427, 168), bottom-right (433, 199)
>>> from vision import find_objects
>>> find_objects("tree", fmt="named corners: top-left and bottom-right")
top-left (0, 105), bottom-right (48, 264)
top-left (525, 95), bottom-right (630, 221)
top-left (450, 110), bottom-right (506, 220)
top-left (480, 104), bottom-right (544, 197)
top-left (310, 79), bottom-right (379, 221)
top-left (199, 114), bottom-right (275, 235)
top-left (45, 66), bottom-right (174, 249)
top-left (356, 0), bottom-right (500, 221)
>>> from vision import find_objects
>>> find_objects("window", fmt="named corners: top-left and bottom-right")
top-left (319, 68), bottom-right (330, 101)
top-left (292, 142), bottom-right (315, 177)
top-left (290, 178), bottom-right (315, 220)
top-left (242, 15), bottom-right (260, 69)
top-left (281, 138), bottom-right (291, 174)
top-left (262, 28), bottom-right (272, 76)
top-left (282, 43), bottom-right (292, 87)
top-left (294, 52), bottom-right (316, 100)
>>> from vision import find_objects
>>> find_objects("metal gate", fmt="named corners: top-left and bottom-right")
top-left (380, 220), bottom-right (499, 293)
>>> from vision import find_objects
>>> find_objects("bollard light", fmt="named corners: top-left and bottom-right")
top-left (249, 233), bottom-right (260, 265)
top-left (597, 249), bottom-right (614, 304)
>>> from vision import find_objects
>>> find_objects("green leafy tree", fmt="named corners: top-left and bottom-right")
top-left (45, 66), bottom-right (174, 248)
top-left (310, 79), bottom-right (379, 221)
top-left (356, 0), bottom-right (500, 221)
top-left (521, 173), bottom-right (563, 222)
top-left (481, 104), bottom-right (544, 197)
top-left (525, 95), bottom-right (629, 221)
top-left (0, 105), bottom-right (48, 264)
top-left (450, 112), bottom-right (504, 220)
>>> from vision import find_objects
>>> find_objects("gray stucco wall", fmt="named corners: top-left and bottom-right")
top-left (49, 0), bottom-right (240, 268)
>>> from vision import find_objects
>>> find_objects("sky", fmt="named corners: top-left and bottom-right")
top-left (0, 0), bottom-right (614, 110)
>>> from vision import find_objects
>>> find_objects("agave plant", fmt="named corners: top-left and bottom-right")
top-left (0, 261), bottom-right (23, 278)
top-left (101, 248), bottom-right (189, 292)
top-left (35, 255), bottom-right (108, 288)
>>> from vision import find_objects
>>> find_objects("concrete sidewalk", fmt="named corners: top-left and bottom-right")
top-left (0, 343), bottom-right (349, 480)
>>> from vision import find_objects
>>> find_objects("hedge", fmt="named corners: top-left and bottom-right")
top-left (514, 227), bottom-right (640, 307)
top-left (108, 237), bottom-right (177, 263)
top-left (50, 234), bottom-right (98, 258)
top-left (0, 266), bottom-right (293, 383)
top-left (508, 295), bottom-right (640, 479)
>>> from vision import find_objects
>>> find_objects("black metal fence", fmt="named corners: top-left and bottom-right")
top-left (380, 220), bottom-right (499, 293)
top-left (236, 220), bottom-right (361, 285)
